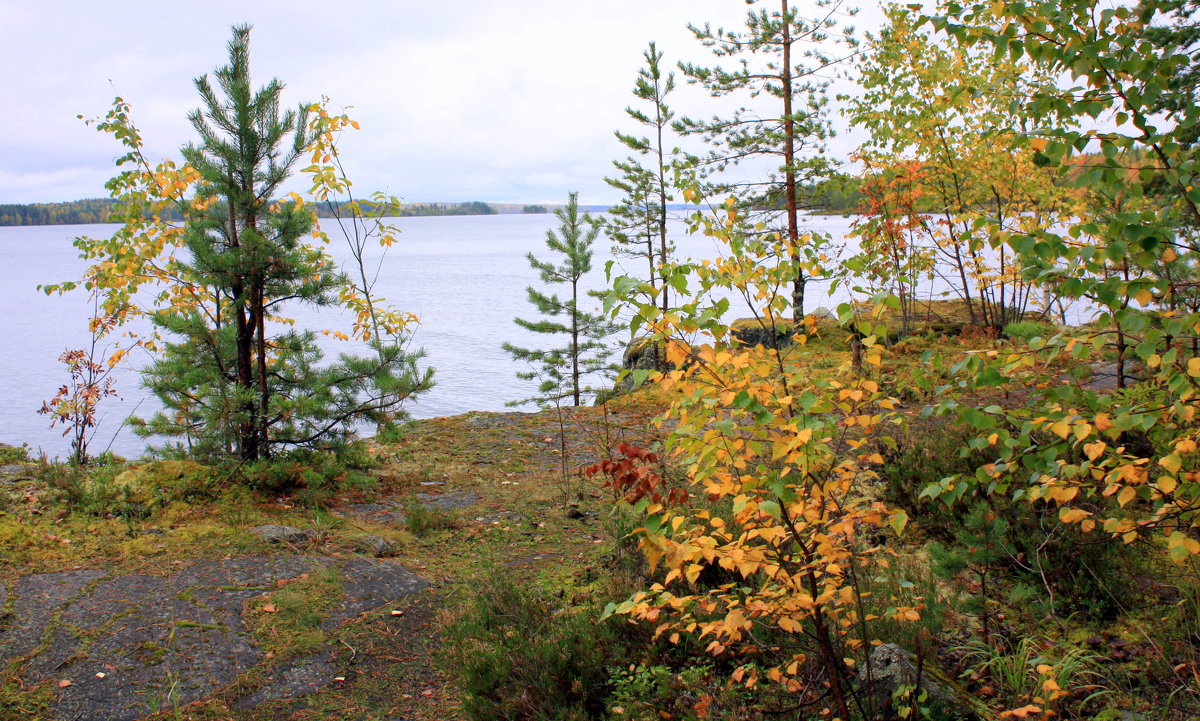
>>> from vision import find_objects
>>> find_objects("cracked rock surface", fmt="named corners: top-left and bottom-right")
top-left (0, 556), bottom-right (427, 721)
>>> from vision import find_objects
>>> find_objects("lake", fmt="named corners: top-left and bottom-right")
top-left (0, 211), bottom-right (984, 459)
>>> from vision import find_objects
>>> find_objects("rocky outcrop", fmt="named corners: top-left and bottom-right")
top-left (2, 556), bottom-right (427, 721)
top-left (249, 524), bottom-right (317, 545)
top-left (857, 643), bottom-right (986, 721)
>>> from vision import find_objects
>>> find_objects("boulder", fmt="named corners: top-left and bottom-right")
top-left (250, 525), bottom-right (316, 545)
top-left (730, 318), bottom-right (795, 349)
top-left (622, 336), bottom-right (664, 372)
top-left (355, 534), bottom-right (396, 557)
top-left (857, 643), bottom-right (984, 721)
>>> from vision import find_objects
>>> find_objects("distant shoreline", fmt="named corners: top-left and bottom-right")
top-left (0, 199), bottom-right (559, 227)
top-left (0, 198), bottom-right (863, 228)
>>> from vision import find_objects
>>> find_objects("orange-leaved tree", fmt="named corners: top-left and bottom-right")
top-left (599, 195), bottom-right (915, 720)
top-left (848, 4), bottom-right (1079, 330)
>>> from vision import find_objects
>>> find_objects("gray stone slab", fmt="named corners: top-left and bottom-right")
top-left (23, 625), bottom-right (81, 683)
top-left (413, 490), bottom-right (481, 511)
top-left (0, 555), bottom-right (427, 721)
top-left (0, 569), bottom-right (108, 665)
top-left (324, 557), bottom-right (428, 627)
top-left (235, 652), bottom-right (337, 709)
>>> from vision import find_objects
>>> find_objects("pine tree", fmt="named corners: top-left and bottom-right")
top-left (927, 502), bottom-right (1015, 645)
top-left (503, 193), bottom-right (614, 407)
top-left (136, 25), bottom-right (432, 459)
top-left (677, 0), bottom-right (852, 322)
top-left (603, 43), bottom-right (678, 327)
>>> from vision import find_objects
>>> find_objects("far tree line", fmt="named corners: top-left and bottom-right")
top-left (0, 198), bottom-right (510, 226)
top-left (1, 181), bottom-right (871, 228)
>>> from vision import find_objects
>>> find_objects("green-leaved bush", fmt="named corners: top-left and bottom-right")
top-left (1002, 321), bottom-right (1057, 344)
top-left (443, 567), bottom-right (621, 721)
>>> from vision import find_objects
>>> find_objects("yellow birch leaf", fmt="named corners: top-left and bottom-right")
top-left (1060, 508), bottom-right (1089, 523)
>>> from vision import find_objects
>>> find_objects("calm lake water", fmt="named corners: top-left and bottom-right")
top-left (0, 212), bottom-right (880, 459)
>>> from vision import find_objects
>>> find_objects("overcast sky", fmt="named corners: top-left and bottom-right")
top-left (0, 0), bottom-right (886, 206)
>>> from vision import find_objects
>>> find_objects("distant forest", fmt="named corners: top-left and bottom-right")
top-left (0, 198), bottom-right (507, 227)
top-left (0, 181), bottom-right (863, 227)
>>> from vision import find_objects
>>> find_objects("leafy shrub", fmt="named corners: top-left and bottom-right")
top-left (443, 567), bottom-right (623, 721)
top-left (883, 424), bottom-right (1142, 622)
top-left (880, 423), bottom-right (993, 532)
top-left (236, 444), bottom-right (376, 505)
top-left (859, 553), bottom-right (950, 652)
top-left (0, 443), bottom-right (29, 465)
top-left (403, 502), bottom-right (455, 535)
top-left (1003, 321), bottom-right (1057, 343)
top-left (41, 460), bottom-right (141, 518)
top-left (606, 663), bottom-right (760, 721)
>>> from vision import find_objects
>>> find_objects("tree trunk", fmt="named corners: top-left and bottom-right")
top-left (655, 84), bottom-right (670, 320)
top-left (572, 277), bottom-right (581, 407)
top-left (781, 0), bottom-right (805, 324)
top-left (254, 279), bottom-right (270, 457)
top-left (229, 201), bottom-right (258, 461)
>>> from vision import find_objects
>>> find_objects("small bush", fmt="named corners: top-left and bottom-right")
top-left (41, 460), bottom-right (132, 517)
top-left (883, 424), bottom-right (1143, 622)
top-left (1003, 321), bottom-right (1057, 343)
top-left (606, 663), bottom-right (760, 721)
top-left (443, 567), bottom-right (623, 721)
top-left (404, 502), bottom-right (455, 535)
top-left (0, 443), bottom-right (30, 465)
top-left (859, 553), bottom-right (950, 652)
top-left (236, 444), bottom-right (376, 505)
top-left (880, 423), bottom-right (993, 532)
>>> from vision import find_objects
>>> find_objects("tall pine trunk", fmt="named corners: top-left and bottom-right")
top-left (781, 0), bottom-right (805, 324)
top-left (229, 201), bottom-right (258, 461)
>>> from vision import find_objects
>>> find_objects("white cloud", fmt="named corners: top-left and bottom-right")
top-left (0, 0), bottom-right (880, 205)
